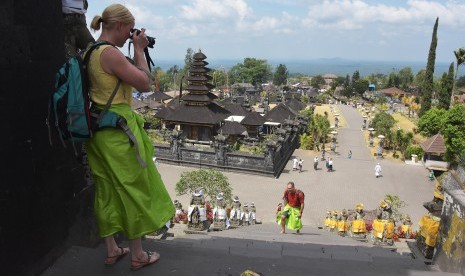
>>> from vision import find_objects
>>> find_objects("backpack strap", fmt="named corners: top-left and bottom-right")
top-left (117, 118), bottom-right (147, 168)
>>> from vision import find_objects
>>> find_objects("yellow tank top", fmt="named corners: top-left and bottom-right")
top-left (87, 45), bottom-right (133, 106)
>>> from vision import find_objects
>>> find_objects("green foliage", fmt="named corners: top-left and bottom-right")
top-left (308, 113), bottom-right (331, 149)
top-left (389, 129), bottom-right (414, 160)
top-left (457, 75), bottom-right (465, 88)
top-left (384, 194), bottom-right (407, 223)
top-left (352, 70), bottom-right (360, 83)
top-left (417, 107), bottom-right (447, 136)
top-left (398, 67), bottom-right (414, 89)
top-left (437, 62), bottom-right (454, 110)
top-left (310, 75), bottom-right (325, 89)
top-left (372, 112), bottom-right (395, 136)
top-left (353, 79), bottom-right (370, 95)
top-left (417, 104), bottom-right (465, 162)
top-left (419, 17), bottom-right (438, 117)
top-left (175, 169), bottom-right (232, 203)
top-left (231, 141), bottom-right (241, 151)
top-left (146, 129), bottom-right (168, 144)
top-left (141, 112), bottom-right (161, 129)
top-left (273, 64), bottom-right (289, 86)
top-left (442, 104), bottom-right (465, 162)
top-left (229, 58), bottom-right (272, 86)
top-left (299, 133), bottom-right (313, 150)
top-left (405, 145), bottom-right (424, 160)
top-left (387, 70), bottom-right (400, 88)
top-left (414, 69), bottom-right (426, 87)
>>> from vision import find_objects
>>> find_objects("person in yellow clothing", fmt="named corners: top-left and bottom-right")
top-left (87, 4), bottom-right (174, 271)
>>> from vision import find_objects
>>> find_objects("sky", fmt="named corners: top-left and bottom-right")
top-left (86, 0), bottom-right (465, 64)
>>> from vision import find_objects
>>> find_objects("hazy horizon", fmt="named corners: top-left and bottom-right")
top-left (154, 57), bottom-right (454, 77)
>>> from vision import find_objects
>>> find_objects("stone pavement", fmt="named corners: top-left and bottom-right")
top-left (41, 104), bottom-right (443, 275)
top-left (160, 104), bottom-right (434, 229)
top-left (43, 223), bottom-right (459, 276)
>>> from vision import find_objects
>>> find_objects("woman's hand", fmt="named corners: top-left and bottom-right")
top-left (132, 28), bottom-right (149, 51)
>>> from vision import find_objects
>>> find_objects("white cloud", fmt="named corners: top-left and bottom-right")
top-left (302, 0), bottom-right (465, 30)
top-left (179, 0), bottom-right (251, 21)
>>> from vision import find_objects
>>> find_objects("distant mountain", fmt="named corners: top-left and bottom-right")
top-left (154, 58), bottom-right (453, 77)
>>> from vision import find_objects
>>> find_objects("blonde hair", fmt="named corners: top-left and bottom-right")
top-left (90, 4), bottom-right (134, 31)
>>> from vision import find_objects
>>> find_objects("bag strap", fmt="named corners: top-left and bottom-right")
top-left (83, 41), bottom-right (122, 128)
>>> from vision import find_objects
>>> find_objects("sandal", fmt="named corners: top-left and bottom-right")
top-left (130, 251), bottom-right (160, 271)
top-left (105, 246), bottom-right (129, 266)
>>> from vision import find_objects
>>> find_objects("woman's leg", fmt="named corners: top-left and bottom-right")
top-left (129, 238), bottom-right (159, 262)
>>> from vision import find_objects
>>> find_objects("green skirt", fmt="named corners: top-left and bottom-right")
top-left (86, 104), bottom-right (174, 239)
top-left (276, 204), bottom-right (303, 230)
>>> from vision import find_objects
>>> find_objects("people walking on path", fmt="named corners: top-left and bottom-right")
top-left (292, 158), bottom-right (298, 171)
top-left (277, 181), bottom-right (304, 234)
top-left (328, 158), bottom-right (333, 172)
top-left (321, 148), bottom-right (326, 161)
top-left (348, 150), bottom-right (352, 159)
top-left (375, 163), bottom-right (382, 178)
top-left (298, 159), bottom-right (304, 173)
top-left (313, 156), bottom-right (319, 170)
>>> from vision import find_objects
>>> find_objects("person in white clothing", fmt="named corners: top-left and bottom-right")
top-left (375, 163), bottom-right (382, 178)
top-left (292, 158), bottom-right (298, 171)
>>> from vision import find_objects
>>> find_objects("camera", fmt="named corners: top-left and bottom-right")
top-left (130, 28), bottom-right (156, 48)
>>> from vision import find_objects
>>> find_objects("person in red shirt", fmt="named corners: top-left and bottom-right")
top-left (278, 181), bottom-right (304, 234)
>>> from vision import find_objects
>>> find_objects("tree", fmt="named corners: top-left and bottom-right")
top-left (372, 112), bottom-right (395, 136)
top-left (442, 104), bottom-right (465, 162)
top-left (453, 48), bottom-right (465, 104)
top-left (308, 113), bottom-right (330, 150)
top-left (175, 169), bottom-right (232, 203)
top-left (352, 70), bottom-right (360, 84)
top-left (457, 75), bottom-right (465, 88)
top-left (310, 75), bottom-right (325, 89)
top-left (398, 67), bottom-right (414, 89)
top-left (437, 62), bottom-right (454, 110)
top-left (229, 58), bottom-right (272, 86)
top-left (414, 69), bottom-right (426, 87)
top-left (417, 107), bottom-right (447, 136)
top-left (387, 70), bottom-right (400, 88)
top-left (273, 64), bottom-right (289, 86)
top-left (184, 48), bottom-right (194, 71)
top-left (353, 79), bottom-right (369, 95)
top-left (419, 17), bottom-right (439, 117)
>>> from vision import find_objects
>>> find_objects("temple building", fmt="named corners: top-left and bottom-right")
top-left (156, 50), bottom-right (230, 141)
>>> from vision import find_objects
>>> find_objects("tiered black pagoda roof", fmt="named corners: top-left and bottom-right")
top-left (163, 50), bottom-right (230, 124)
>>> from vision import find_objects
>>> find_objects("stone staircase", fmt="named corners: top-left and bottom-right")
top-left (42, 223), bottom-right (460, 276)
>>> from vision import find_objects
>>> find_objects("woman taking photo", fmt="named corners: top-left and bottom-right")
top-left (87, 4), bottom-right (174, 271)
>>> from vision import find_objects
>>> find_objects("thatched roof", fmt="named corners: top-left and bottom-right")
top-left (378, 87), bottom-right (408, 96)
top-left (164, 102), bottom-right (231, 125)
top-left (264, 103), bottom-right (299, 124)
top-left (222, 103), bottom-right (250, 116)
top-left (154, 104), bottom-right (176, 119)
top-left (147, 91), bottom-right (172, 101)
top-left (241, 111), bottom-right (266, 126)
top-left (420, 133), bottom-right (446, 154)
top-left (131, 98), bottom-right (148, 110)
top-left (218, 121), bottom-right (247, 136)
top-left (284, 98), bottom-right (306, 112)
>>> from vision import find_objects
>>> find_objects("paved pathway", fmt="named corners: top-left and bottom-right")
top-left (42, 104), bottom-right (449, 276)
top-left (160, 104), bottom-right (434, 229)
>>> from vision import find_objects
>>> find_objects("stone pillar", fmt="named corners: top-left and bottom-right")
top-left (214, 133), bottom-right (228, 166)
top-left (170, 130), bottom-right (182, 160)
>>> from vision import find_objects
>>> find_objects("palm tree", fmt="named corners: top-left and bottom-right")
top-left (452, 48), bottom-right (465, 106)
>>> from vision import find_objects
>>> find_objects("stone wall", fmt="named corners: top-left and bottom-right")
top-left (434, 166), bottom-right (465, 275)
top-left (0, 1), bottom-right (97, 275)
top-left (154, 130), bottom-right (299, 177)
